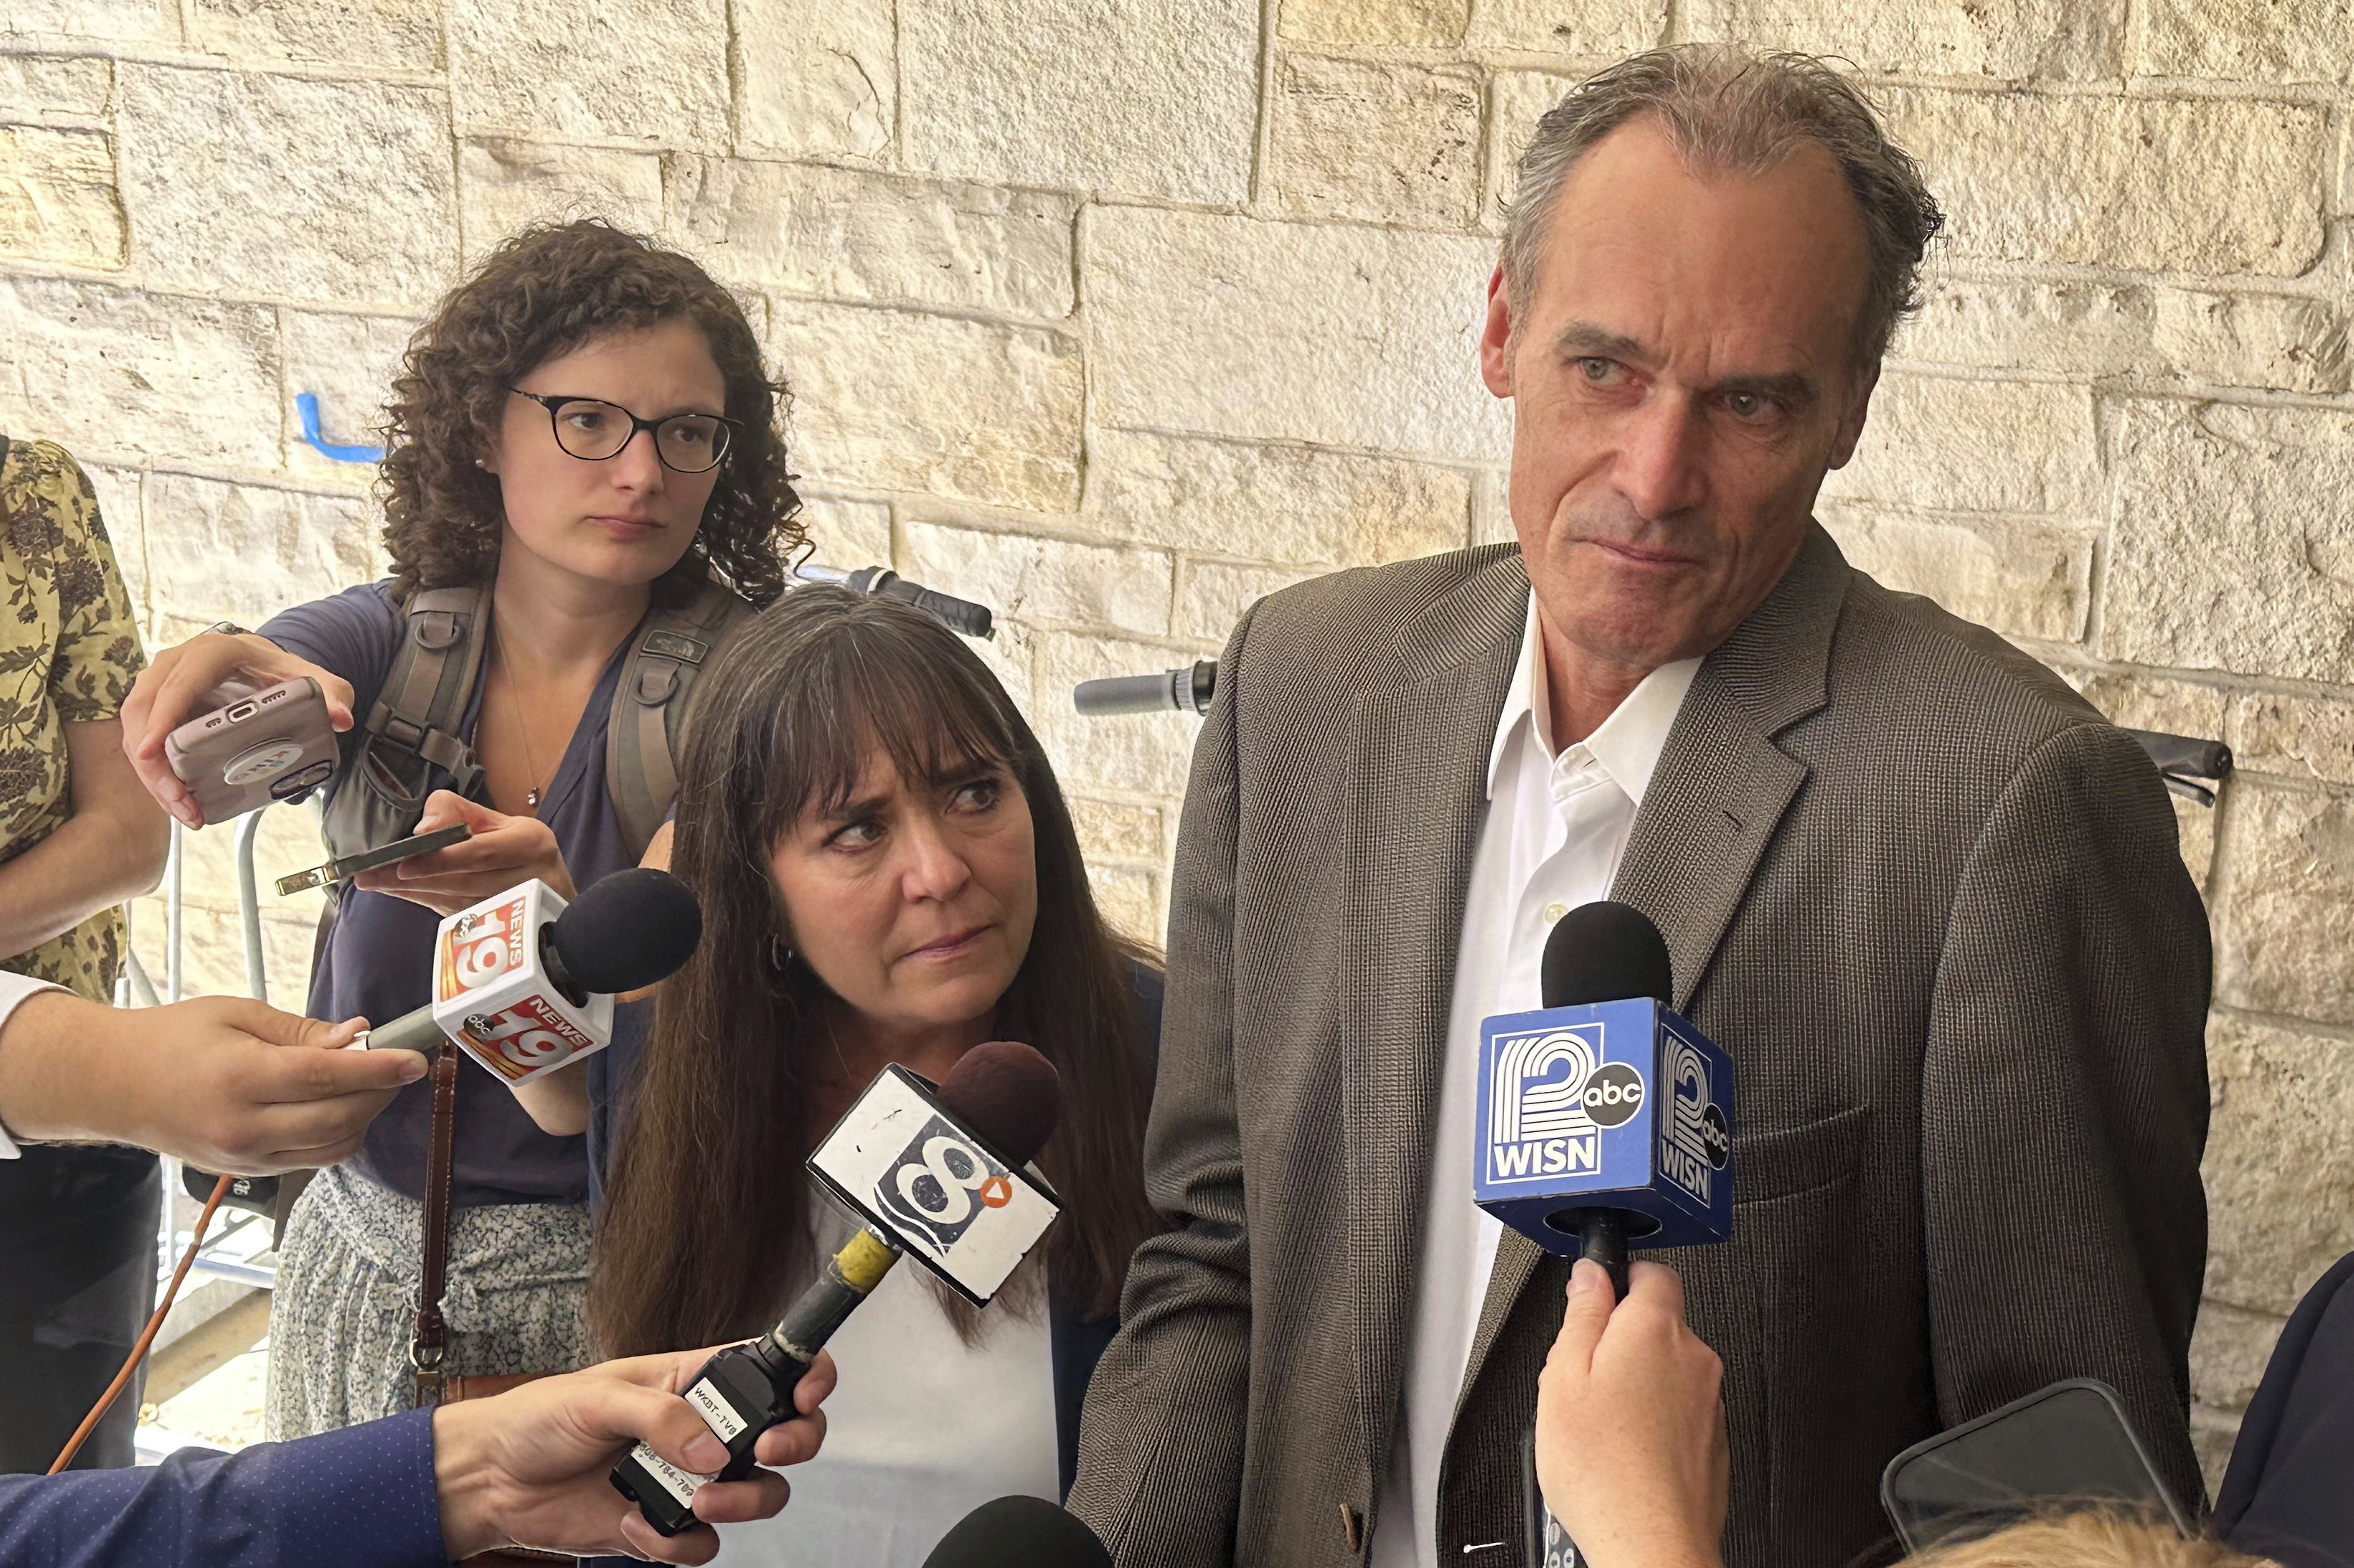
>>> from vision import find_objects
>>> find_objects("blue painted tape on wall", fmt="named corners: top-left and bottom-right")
top-left (297, 392), bottom-right (387, 464)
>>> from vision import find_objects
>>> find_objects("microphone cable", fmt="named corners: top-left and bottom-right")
top-left (48, 1171), bottom-right (232, 1474)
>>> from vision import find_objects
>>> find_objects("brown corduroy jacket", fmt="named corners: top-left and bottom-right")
top-left (1067, 525), bottom-right (2211, 1568)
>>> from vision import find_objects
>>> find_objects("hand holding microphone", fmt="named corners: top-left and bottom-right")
top-left (1534, 1261), bottom-right (1729, 1568)
top-left (0, 991), bottom-right (410, 1173)
top-left (613, 1040), bottom-right (1067, 1536)
top-left (1476, 901), bottom-right (1735, 1566)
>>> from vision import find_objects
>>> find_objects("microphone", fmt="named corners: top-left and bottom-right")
top-left (356, 867), bottom-right (701, 1081)
top-left (1473, 901), bottom-right (1735, 1301)
top-left (923, 1496), bottom-right (1113, 1568)
top-left (611, 1041), bottom-right (1067, 1535)
top-left (795, 562), bottom-right (996, 640)
top-left (1072, 659), bottom-right (1217, 716)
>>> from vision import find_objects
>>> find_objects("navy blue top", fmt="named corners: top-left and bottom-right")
top-left (0, 1410), bottom-right (445, 1568)
top-left (263, 582), bottom-right (643, 1208)
top-left (2217, 1248), bottom-right (2354, 1568)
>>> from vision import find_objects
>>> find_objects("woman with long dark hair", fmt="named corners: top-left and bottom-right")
top-left (572, 585), bottom-right (1161, 1564)
top-left (119, 219), bottom-right (804, 1436)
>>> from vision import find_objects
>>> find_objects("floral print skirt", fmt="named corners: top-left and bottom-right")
top-left (262, 1161), bottom-right (594, 1439)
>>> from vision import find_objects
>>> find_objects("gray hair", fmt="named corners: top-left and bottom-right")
top-left (1500, 45), bottom-right (1944, 371)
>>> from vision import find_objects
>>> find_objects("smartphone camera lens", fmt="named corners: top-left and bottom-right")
top-left (270, 759), bottom-right (336, 802)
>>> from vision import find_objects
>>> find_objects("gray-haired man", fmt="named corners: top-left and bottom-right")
top-left (1067, 45), bottom-right (2210, 1568)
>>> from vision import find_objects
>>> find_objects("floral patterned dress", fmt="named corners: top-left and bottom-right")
top-left (0, 435), bottom-right (156, 1476)
top-left (0, 436), bottom-right (145, 1001)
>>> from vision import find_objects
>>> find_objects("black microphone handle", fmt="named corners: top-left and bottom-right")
top-left (884, 580), bottom-right (996, 640)
top-left (1565, 1208), bottom-right (1630, 1302)
top-left (610, 1225), bottom-right (903, 1537)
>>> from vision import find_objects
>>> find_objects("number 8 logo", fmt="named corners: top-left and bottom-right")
top-left (895, 1135), bottom-right (990, 1227)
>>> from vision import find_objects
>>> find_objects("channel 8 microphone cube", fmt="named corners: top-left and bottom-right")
top-left (806, 1065), bottom-right (1061, 1306)
top-left (1473, 998), bottom-right (1734, 1252)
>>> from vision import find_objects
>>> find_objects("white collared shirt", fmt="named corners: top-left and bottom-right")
top-left (1369, 592), bottom-right (1699, 1568)
top-left (0, 968), bottom-right (66, 1158)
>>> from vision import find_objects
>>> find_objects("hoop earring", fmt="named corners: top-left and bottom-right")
top-left (771, 936), bottom-right (794, 970)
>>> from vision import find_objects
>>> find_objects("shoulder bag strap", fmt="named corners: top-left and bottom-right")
top-left (605, 580), bottom-right (752, 862)
top-left (409, 1039), bottom-right (462, 1409)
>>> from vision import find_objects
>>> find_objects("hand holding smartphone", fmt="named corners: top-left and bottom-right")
top-left (275, 823), bottom-right (475, 897)
top-left (162, 678), bottom-right (340, 825)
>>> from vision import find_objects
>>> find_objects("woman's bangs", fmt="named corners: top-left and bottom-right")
top-left (761, 626), bottom-right (1018, 830)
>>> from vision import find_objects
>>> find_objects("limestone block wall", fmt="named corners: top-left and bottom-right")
top-left (3, 0), bottom-right (2350, 1487)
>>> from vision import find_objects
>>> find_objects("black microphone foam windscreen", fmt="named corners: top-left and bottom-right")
top-left (936, 1041), bottom-right (1062, 1166)
top-left (1541, 900), bottom-right (1673, 1010)
top-left (921, 1495), bottom-right (1112, 1568)
top-left (550, 867), bottom-right (703, 995)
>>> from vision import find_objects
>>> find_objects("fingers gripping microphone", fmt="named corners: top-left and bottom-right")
top-left (923, 1496), bottom-right (1113, 1568)
top-left (1473, 901), bottom-right (1736, 1301)
top-left (612, 1042), bottom-right (1067, 1536)
top-left (357, 868), bottom-right (702, 1082)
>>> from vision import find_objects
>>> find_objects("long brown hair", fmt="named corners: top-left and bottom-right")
top-left (589, 587), bottom-right (1161, 1355)
top-left (377, 218), bottom-right (802, 608)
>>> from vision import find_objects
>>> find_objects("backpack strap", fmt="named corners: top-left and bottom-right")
top-left (605, 580), bottom-right (751, 863)
top-left (372, 585), bottom-right (492, 792)
top-left (317, 582), bottom-right (491, 862)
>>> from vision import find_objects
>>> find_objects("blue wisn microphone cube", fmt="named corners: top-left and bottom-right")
top-left (1473, 998), bottom-right (1735, 1252)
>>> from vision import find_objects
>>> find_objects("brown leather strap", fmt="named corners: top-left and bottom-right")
top-left (410, 1039), bottom-right (461, 1408)
top-left (442, 1371), bottom-right (548, 1402)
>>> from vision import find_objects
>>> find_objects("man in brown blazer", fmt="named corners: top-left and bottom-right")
top-left (1067, 45), bottom-right (2210, 1568)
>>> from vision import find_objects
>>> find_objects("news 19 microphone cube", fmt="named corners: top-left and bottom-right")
top-left (429, 880), bottom-right (610, 1084)
top-left (1473, 997), bottom-right (1735, 1252)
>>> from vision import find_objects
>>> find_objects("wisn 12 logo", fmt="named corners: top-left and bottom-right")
top-left (874, 1115), bottom-right (1018, 1262)
top-left (1483, 1022), bottom-right (1647, 1186)
top-left (1474, 998), bottom-right (1736, 1251)
top-left (1659, 1028), bottom-right (1732, 1205)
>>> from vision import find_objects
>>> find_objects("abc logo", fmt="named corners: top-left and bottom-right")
top-left (1581, 1063), bottom-right (1646, 1128)
top-left (1700, 1103), bottom-right (1731, 1170)
top-left (873, 1113), bottom-right (1015, 1259)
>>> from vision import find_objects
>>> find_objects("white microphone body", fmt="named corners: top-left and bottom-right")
top-left (352, 879), bottom-right (613, 1083)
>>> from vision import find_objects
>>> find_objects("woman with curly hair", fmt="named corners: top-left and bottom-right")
top-left (119, 219), bottom-right (805, 1437)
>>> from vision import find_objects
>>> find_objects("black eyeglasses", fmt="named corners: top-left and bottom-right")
top-left (509, 389), bottom-right (742, 474)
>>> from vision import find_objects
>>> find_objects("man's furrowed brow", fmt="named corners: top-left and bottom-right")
top-left (1552, 321), bottom-right (1651, 362)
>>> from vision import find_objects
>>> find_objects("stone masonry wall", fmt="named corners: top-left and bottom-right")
top-left (4, 0), bottom-right (2350, 1489)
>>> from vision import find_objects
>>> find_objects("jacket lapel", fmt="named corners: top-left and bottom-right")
top-left (1342, 553), bottom-right (1528, 1480)
top-left (1453, 524), bottom-right (1853, 1416)
top-left (1613, 524), bottom-right (1849, 1011)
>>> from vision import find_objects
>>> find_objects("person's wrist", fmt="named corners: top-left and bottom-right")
top-left (431, 1400), bottom-right (506, 1560)
top-left (0, 991), bottom-right (112, 1144)
top-left (1606, 1525), bottom-right (1725, 1568)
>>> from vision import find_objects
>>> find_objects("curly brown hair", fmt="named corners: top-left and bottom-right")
top-left (377, 219), bottom-right (802, 607)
